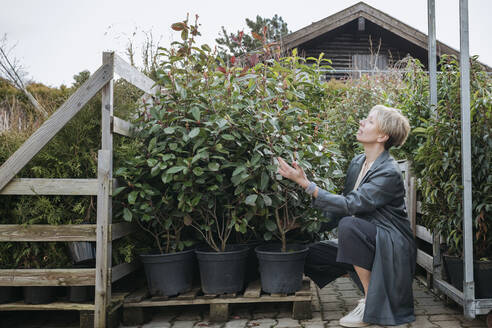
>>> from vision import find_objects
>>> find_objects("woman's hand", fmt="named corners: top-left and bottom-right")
top-left (277, 157), bottom-right (310, 189)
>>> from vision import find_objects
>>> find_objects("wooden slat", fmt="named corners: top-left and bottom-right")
top-left (433, 278), bottom-right (464, 306)
top-left (0, 269), bottom-right (95, 286)
top-left (124, 287), bottom-right (149, 304)
top-left (177, 287), bottom-right (200, 300)
top-left (124, 293), bottom-right (312, 307)
top-left (0, 178), bottom-right (98, 195)
top-left (113, 54), bottom-right (157, 95)
top-left (295, 279), bottom-right (312, 297)
top-left (243, 280), bottom-right (261, 298)
top-left (0, 301), bottom-right (94, 311)
top-left (111, 261), bottom-right (140, 283)
top-left (416, 225), bottom-right (433, 244)
top-left (0, 224), bottom-right (96, 242)
top-left (0, 63), bottom-right (113, 191)
top-left (416, 249), bottom-right (433, 273)
top-left (112, 116), bottom-right (135, 137)
top-left (111, 222), bottom-right (135, 241)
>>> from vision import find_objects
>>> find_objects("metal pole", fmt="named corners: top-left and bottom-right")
top-left (428, 0), bottom-right (438, 117)
top-left (459, 0), bottom-right (475, 319)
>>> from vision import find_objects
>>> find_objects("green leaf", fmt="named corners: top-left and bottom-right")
top-left (221, 134), bottom-right (235, 141)
top-left (128, 191), bottom-right (138, 205)
top-left (245, 194), bottom-right (258, 206)
top-left (208, 162), bottom-right (220, 171)
top-left (123, 208), bottom-right (132, 221)
top-left (113, 186), bottom-right (126, 197)
top-left (232, 165), bottom-right (246, 176)
top-left (191, 107), bottom-right (201, 121)
top-left (193, 167), bottom-right (204, 176)
top-left (260, 171), bottom-right (269, 191)
top-left (164, 127), bottom-right (175, 134)
top-left (261, 194), bottom-right (272, 206)
top-left (265, 219), bottom-right (277, 231)
top-left (166, 166), bottom-right (186, 174)
top-left (189, 127), bottom-right (200, 138)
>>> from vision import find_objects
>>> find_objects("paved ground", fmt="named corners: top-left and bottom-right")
top-left (120, 277), bottom-right (489, 328)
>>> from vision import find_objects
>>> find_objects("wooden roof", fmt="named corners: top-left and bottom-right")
top-left (280, 1), bottom-right (491, 71)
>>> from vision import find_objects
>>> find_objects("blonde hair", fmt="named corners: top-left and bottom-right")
top-left (370, 105), bottom-right (410, 150)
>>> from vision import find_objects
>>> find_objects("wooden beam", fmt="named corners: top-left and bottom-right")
top-left (416, 249), bottom-right (433, 273)
top-left (416, 224), bottom-right (433, 244)
top-left (0, 178), bottom-right (98, 195)
top-left (124, 293), bottom-right (312, 307)
top-left (111, 262), bottom-right (140, 283)
top-left (0, 301), bottom-right (94, 311)
top-left (0, 269), bottom-right (95, 286)
top-left (112, 116), bottom-right (135, 137)
top-left (111, 222), bottom-right (135, 241)
top-left (113, 53), bottom-right (157, 95)
top-left (0, 63), bottom-right (113, 191)
top-left (0, 224), bottom-right (96, 242)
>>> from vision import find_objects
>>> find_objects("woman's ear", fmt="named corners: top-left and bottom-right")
top-left (377, 134), bottom-right (389, 144)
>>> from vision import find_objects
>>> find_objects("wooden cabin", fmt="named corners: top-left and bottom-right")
top-left (279, 2), bottom-right (491, 78)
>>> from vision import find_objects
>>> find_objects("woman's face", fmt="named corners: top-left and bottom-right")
top-left (356, 111), bottom-right (388, 144)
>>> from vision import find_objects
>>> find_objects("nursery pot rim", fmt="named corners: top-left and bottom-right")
top-left (255, 243), bottom-right (309, 255)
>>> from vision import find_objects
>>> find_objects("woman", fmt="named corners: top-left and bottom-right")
top-left (277, 105), bottom-right (416, 327)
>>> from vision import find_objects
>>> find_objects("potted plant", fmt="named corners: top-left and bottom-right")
top-left (414, 55), bottom-right (492, 298)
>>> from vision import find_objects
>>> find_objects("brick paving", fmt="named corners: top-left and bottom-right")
top-left (120, 277), bottom-right (489, 328)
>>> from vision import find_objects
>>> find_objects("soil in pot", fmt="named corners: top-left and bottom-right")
top-left (140, 248), bottom-right (195, 297)
top-left (255, 243), bottom-right (309, 294)
top-left (23, 286), bottom-right (56, 304)
top-left (195, 244), bottom-right (248, 294)
top-left (0, 287), bottom-right (21, 303)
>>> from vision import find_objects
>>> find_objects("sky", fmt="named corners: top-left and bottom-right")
top-left (1, 0), bottom-right (491, 88)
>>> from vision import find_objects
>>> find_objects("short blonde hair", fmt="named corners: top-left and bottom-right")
top-left (370, 105), bottom-right (410, 150)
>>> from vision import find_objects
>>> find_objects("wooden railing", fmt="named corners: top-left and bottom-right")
top-left (0, 52), bottom-right (154, 328)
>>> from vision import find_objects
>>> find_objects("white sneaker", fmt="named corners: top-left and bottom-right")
top-left (339, 298), bottom-right (369, 327)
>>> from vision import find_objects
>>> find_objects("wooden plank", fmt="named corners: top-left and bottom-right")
top-left (111, 222), bottom-right (135, 241)
top-left (111, 261), bottom-right (140, 283)
top-left (416, 225), bottom-right (433, 244)
top-left (295, 279), bottom-right (312, 297)
top-left (0, 301), bottom-right (94, 311)
top-left (112, 116), bottom-right (135, 137)
top-left (177, 287), bottom-right (200, 300)
top-left (292, 301), bottom-right (312, 320)
top-left (243, 280), bottom-right (261, 298)
top-left (94, 149), bottom-right (112, 328)
top-left (0, 269), bottom-right (95, 286)
top-left (416, 249), bottom-right (433, 273)
top-left (124, 293), bottom-right (311, 307)
top-left (113, 53), bottom-right (157, 95)
top-left (0, 178), bottom-right (98, 195)
top-left (124, 287), bottom-right (149, 304)
top-left (0, 224), bottom-right (96, 242)
top-left (210, 303), bottom-right (229, 322)
top-left (0, 62), bottom-right (113, 191)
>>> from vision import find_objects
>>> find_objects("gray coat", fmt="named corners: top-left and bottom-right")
top-left (312, 150), bottom-right (416, 326)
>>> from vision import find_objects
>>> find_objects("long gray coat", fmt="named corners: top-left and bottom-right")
top-left (312, 150), bottom-right (416, 326)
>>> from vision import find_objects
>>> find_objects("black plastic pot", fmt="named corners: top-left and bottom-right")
top-left (67, 241), bottom-right (96, 264)
top-left (0, 286), bottom-right (20, 303)
top-left (443, 255), bottom-right (492, 299)
top-left (255, 243), bottom-right (309, 294)
top-left (195, 245), bottom-right (248, 294)
top-left (474, 260), bottom-right (492, 299)
top-left (68, 286), bottom-right (94, 302)
top-left (140, 248), bottom-right (195, 297)
top-left (23, 286), bottom-right (56, 304)
top-left (239, 241), bottom-right (262, 285)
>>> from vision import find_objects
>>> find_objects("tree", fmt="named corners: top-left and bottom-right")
top-left (215, 14), bottom-right (290, 59)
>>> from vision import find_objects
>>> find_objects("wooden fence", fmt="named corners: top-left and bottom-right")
top-left (0, 52), bottom-right (153, 328)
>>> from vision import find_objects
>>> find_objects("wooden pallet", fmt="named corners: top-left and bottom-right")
top-left (0, 292), bottom-right (128, 328)
top-left (123, 279), bottom-right (313, 324)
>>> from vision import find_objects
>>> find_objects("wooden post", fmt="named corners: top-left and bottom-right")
top-left (210, 304), bottom-right (229, 322)
top-left (94, 51), bottom-right (115, 328)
